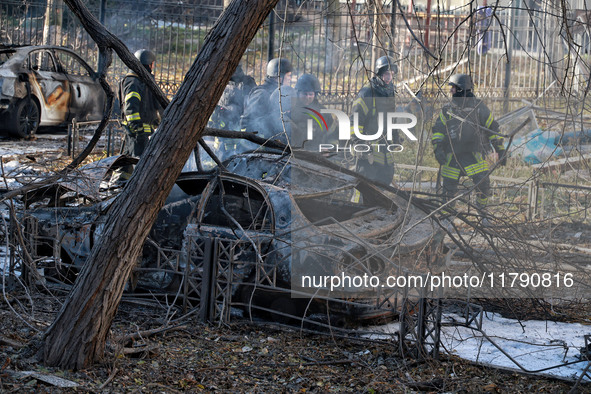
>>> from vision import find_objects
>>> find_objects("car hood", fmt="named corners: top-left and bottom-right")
top-left (23, 155), bottom-right (138, 207)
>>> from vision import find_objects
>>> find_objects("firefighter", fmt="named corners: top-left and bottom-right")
top-left (431, 73), bottom-right (506, 215)
top-left (295, 73), bottom-right (321, 107)
top-left (240, 57), bottom-right (292, 140)
top-left (269, 73), bottom-right (334, 149)
top-left (119, 49), bottom-right (163, 158)
top-left (210, 64), bottom-right (256, 131)
top-left (289, 73), bottom-right (335, 149)
top-left (268, 85), bottom-right (296, 145)
top-left (350, 56), bottom-right (400, 185)
top-left (209, 64), bottom-right (257, 159)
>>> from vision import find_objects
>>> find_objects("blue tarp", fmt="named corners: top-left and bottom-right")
top-left (509, 129), bottom-right (591, 164)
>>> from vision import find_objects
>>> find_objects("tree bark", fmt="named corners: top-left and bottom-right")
top-left (42, 0), bottom-right (63, 46)
top-left (42, 0), bottom-right (280, 370)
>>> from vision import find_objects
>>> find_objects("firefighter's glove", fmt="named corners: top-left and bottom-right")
top-left (434, 146), bottom-right (447, 165)
top-left (498, 152), bottom-right (507, 166)
top-left (129, 121), bottom-right (143, 134)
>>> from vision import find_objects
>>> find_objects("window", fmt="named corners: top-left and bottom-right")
top-left (27, 50), bottom-right (56, 72)
top-left (54, 50), bottom-right (91, 77)
top-left (202, 180), bottom-right (273, 231)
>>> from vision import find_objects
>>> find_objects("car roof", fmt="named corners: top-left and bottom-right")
top-left (0, 45), bottom-right (93, 73)
top-left (0, 45), bottom-right (85, 64)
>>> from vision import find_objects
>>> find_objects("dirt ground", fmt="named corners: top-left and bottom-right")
top-left (0, 292), bottom-right (584, 393)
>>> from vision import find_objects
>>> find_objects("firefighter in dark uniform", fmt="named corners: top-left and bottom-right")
top-left (269, 73), bottom-right (336, 149)
top-left (240, 58), bottom-right (292, 140)
top-left (120, 49), bottom-right (163, 158)
top-left (351, 56), bottom-right (400, 185)
top-left (431, 73), bottom-right (506, 212)
top-left (210, 64), bottom-right (256, 131)
top-left (209, 64), bottom-right (257, 159)
top-left (269, 85), bottom-right (296, 145)
top-left (290, 73), bottom-right (335, 149)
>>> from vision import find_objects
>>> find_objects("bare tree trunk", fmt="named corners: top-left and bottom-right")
top-left (369, 0), bottom-right (378, 68)
top-left (42, 0), bottom-right (280, 370)
top-left (42, 0), bottom-right (63, 46)
top-left (370, 0), bottom-right (387, 64)
top-left (325, 0), bottom-right (341, 72)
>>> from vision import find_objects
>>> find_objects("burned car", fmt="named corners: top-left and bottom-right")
top-left (0, 45), bottom-right (106, 138)
top-left (16, 144), bottom-right (445, 326)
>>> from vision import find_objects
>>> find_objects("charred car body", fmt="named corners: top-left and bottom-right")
top-left (17, 145), bottom-right (445, 326)
top-left (0, 45), bottom-right (106, 138)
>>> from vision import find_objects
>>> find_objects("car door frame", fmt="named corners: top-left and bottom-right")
top-left (25, 48), bottom-right (71, 126)
top-left (53, 48), bottom-right (105, 123)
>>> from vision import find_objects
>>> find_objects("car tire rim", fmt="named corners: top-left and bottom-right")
top-left (20, 101), bottom-right (39, 136)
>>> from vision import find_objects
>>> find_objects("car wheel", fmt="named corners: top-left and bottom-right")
top-left (10, 98), bottom-right (40, 138)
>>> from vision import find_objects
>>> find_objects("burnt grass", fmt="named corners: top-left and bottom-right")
top-left (0, 292), bottom-right (582, 393)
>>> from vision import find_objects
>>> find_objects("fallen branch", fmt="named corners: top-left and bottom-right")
top-left (98, 367), bottom-right (118, 390)
top-left (0, 336), bottom-right (25, 349)
top-left (116, 324), bottom-right (188, 346)
top-left (120, 345), bottom-right (159, 358)
top-left (13, 370), bottom-right (79, 388)
top-left (202, 127), bottom-right (289, 152)
top-left (403, 377), bottom-right (446, 392)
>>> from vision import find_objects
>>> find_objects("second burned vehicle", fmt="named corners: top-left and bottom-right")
top-left (0, 45), bottom-right (106, 138)
top-left (17, 139), bottom-right (445, 326)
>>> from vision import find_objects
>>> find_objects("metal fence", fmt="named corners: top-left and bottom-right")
top-left (1, 0), bottom-right (586, 104)
top-left (395, 162), bottom-right (591, 225)
top-left (8, 210), bottom-right (445, 360)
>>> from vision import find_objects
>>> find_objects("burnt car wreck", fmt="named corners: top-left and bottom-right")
top-left (13, 141), bottom-right (446, 327)
top-left (0, 45), bottom-right (106, 138)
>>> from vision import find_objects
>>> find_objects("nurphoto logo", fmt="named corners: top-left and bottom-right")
top-left (303, 108), bottom-right (418, 153)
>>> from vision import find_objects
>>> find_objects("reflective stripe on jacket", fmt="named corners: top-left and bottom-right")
top-left (120, 73), bottom-right (162, 133)
top-left (431, 95), bottom-right (504, 155)
top-left (441, 152), bottom-right (489, 180)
